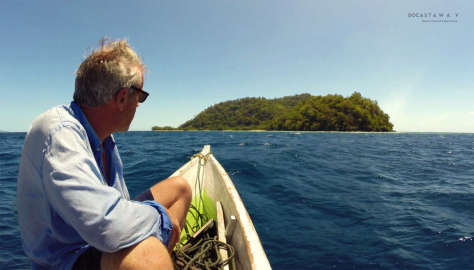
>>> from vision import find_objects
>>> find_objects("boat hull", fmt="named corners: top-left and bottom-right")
top-left (170, 145), bottom-right (272, 270)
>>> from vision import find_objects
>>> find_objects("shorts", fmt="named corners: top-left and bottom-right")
top-left (133, 188), bottom-right (155, 201)
top-left (72, 189), bottom-right (157, 270)
top-left (72, 246), bottom-right (102, 270)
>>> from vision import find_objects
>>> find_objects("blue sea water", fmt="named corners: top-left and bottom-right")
top-left (1, 131), bottom-right (474, 269)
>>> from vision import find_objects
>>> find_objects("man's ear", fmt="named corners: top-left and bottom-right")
top-left (114, 88), bottom-right (129, 111)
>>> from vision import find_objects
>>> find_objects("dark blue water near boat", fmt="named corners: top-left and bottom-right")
top-left (2, 131), bottom-right (474, 269)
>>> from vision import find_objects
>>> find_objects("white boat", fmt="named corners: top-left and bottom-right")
top-left (169, 145), bottom-right (272, 270)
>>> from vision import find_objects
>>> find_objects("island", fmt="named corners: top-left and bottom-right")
top-left (152, 92), bottom-right (394, 132)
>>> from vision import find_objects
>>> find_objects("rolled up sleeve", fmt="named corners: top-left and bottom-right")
top-left (140, 200), bottom-right (173, 247)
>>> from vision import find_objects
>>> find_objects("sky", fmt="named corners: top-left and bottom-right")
top-left (0, 0), bottom-right (473, 132)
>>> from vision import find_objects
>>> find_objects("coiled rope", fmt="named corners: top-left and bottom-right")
top-left (173, 224), bottom-right (236, 270)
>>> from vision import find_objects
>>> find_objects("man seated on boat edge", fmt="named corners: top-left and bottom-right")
top-left (16, 38), bottom-right (192, 270)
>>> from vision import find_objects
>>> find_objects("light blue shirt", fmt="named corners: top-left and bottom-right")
top-left (16, 102), bottom-right (172, 270)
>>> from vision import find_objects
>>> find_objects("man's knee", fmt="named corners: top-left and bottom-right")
top-left (101, 237), bottom-right (173, 270)
top-left (170, 176), bottom-right (192, 202)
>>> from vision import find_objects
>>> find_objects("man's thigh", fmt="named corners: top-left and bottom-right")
top-left (100, 236), bottom-right (173, 270)
top-left (148, 176), bottom-right (190, 208)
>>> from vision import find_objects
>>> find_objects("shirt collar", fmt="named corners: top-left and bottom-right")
top-left (70, 101), bottom-right (115, 153)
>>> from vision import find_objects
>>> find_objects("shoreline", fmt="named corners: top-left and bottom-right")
top-left (149, 130), bottom-right (474, 134)
top-left (149, 130), bottom-right (463, 134)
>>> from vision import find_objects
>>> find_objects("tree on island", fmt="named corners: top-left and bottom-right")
top-left (153, 92), bottom-right (394, 132)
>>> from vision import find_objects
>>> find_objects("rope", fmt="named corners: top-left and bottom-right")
top-left (173, 233), bottom-right (236, 270)
top-left (173, 151), bottom-right (237, 270)
top-left (191, 152), bottom-right (211, 163)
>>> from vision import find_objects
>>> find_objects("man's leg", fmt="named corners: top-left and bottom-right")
top-left (101, 236), bottom-right (173, 270)
top-left (148, 176), bottom-right (192, 251)
top-left (100, 176), bottom-right (191, 269)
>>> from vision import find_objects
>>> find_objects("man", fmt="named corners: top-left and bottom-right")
top-left (16, 39), bottom-right (191, 270)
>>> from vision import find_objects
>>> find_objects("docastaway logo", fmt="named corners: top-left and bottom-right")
top-left (408, 12), bottom-right (459, 23)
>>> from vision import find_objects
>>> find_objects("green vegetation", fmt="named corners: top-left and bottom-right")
top-left (151, 126), bottom-right (180, 131)
top-left (155, 92), bottom-right (394, 132)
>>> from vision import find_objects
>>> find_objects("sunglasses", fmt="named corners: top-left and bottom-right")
top-left (130, 86), bottom-right (149, 103)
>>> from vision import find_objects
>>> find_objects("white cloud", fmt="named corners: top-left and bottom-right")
top-left (378, 86), bottom-right (413, 132)
top-left (377, 86), bottom-right (474, 133)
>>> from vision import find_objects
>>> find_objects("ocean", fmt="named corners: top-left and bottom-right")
top-left (1, 131), bottom-right (474, 269)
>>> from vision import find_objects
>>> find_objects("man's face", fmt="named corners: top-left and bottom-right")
top-left (119, 89), bottom-right (140, 132)
top-left (117, 70), bottom-right (146, 132)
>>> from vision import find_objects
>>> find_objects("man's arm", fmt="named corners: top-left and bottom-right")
top-left (42, 125), bottom-right (165, 252)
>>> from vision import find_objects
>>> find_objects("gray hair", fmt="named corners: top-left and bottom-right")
top-left (74, 38), bottom-right (146, 106)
